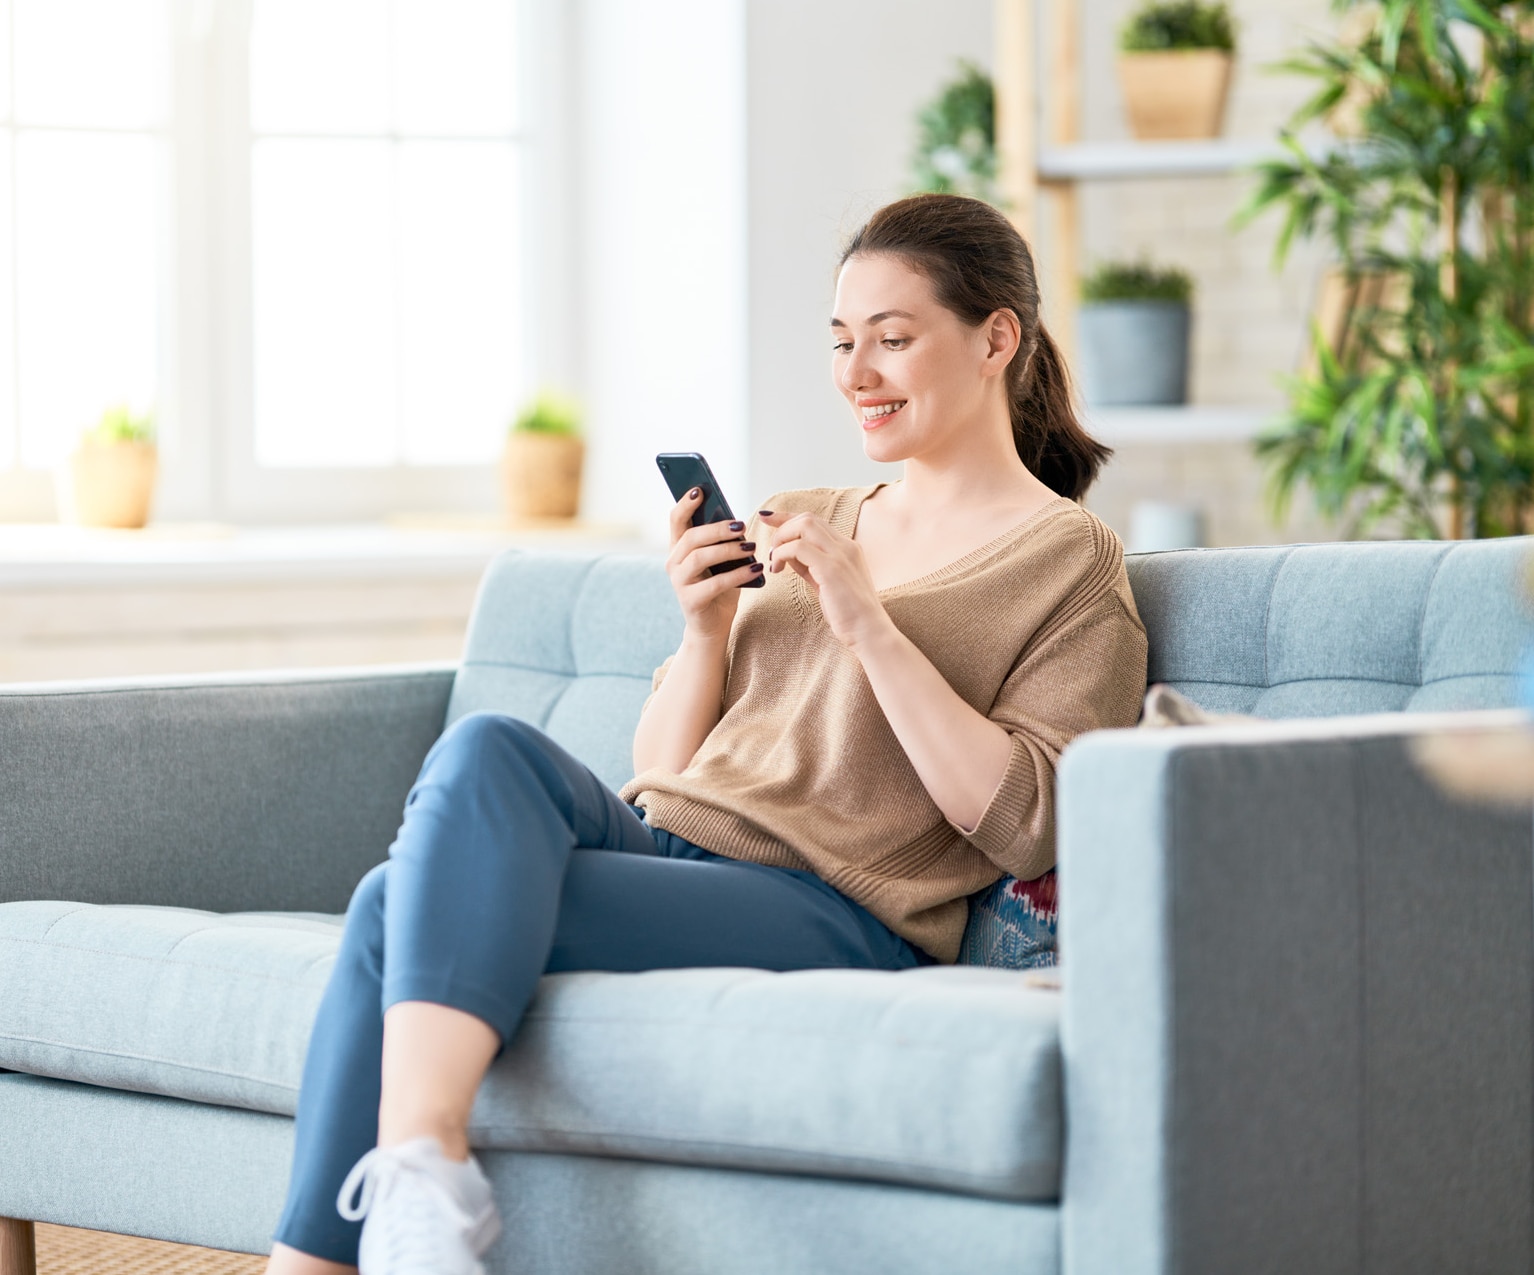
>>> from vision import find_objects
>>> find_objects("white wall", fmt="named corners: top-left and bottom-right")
top-left (573, 0), bottom-right (992, 533)
top-left (743, 0), bottom-right (993, 507)
top-left (564, 0), bottom-right (1339, 544)
top-left (574, 0), bottom-right (750, 544)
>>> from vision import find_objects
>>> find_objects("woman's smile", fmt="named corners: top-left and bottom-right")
top-left (858, 397), bottom-right (907, 429)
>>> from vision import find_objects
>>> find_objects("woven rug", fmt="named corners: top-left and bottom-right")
top-left (36, 1223), bottom-right (266, 1274)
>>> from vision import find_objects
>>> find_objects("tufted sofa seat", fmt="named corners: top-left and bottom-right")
top-left (0, 900), bottom-right (1060, 1200)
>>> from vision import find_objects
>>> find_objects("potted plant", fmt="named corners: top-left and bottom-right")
top-left (1077, 260), bottom-right (1194, 406)
top-left (1117, 0), bottom-right (1237, 140)
top-left (910, 61), bottom-right (998, 205)
top-left (56, 405), bottom-right (157, 529)
top-left (502, 392), bottom-right (584, 520)
top-left (1236, 0), bottom-right (1534, 538)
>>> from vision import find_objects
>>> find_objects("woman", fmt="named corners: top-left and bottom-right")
top-left (266, 193), bottom-right (1147, 1275)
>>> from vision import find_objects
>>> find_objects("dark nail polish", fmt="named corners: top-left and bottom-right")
top-left (728, 520), bottom-right (745, 532)
top-left (740, 541), bottom-right (756, 552)
top-left (758, 510), bottom-right (774, 517)
top-left (688, 487), bottom-right (701, 498)
top-left (750, 562), bottom-right (765, 573)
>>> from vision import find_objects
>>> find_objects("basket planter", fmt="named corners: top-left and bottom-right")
top-left (1078, 300), bottom-right (1191, 406)
top-left (56, 438), bottom-right (158, 528)
top-left (502, 432), bottom-right (584, 520)
top-left (1117, 49), bottom-right (1233, 140)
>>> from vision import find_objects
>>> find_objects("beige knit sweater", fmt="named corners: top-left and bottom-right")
top-left (618, 485), bottom-right (1148, 962)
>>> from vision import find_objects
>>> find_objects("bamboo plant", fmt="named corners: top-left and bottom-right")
top-left (1236, 0), bottom-right (1534, 539)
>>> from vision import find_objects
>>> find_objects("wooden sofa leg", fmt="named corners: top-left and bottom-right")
top-left (0, 1218), bottom-right (36, 1275)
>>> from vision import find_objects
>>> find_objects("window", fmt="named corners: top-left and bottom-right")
top-left (0, 0), bottom-right (166, 476)
top-left (0, 0), bottom-right (531, 523)
top-left (249, 0), bottom-right (523, 469)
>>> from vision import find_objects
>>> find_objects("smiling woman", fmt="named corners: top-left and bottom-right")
top-left (832, 193), bottom-right (1109, 499)
top-left (263, 193), bottom-right (1148, 1275)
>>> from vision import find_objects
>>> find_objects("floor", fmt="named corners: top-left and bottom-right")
top-left (36, 1224), bottom-right (265, 1275)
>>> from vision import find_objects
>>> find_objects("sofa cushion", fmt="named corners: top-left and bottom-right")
top-left (445, 553), bottom-right (685, 794)
top-left (0, 900), bottom-right (1062, 1202)
top-left (1127, 537), bottom-right (1529, 718)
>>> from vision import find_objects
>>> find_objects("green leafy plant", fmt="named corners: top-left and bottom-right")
top-left (910, 61), bottom-right (997, 205)
top-left (1235, 0), bottom-right (1534, 539)
top-left (1120, 1), bottom-right (1236, 53)
top-left (1081, 260), bottom-right (1194, 304)
top-left (87, 404), bottom-right (154, 445)
top-left (511, 391), bottom-right (582, 438)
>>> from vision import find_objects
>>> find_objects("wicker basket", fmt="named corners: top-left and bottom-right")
top-left (1116, 49), bottom-right (1233, 140)
top-left (502, 432), bottom-right (584, 520)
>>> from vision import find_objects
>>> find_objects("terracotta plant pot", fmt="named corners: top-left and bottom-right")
top-left (57, 438), bottom-right (158, 528)
top-left (1117, 50), bottom-right (1233, 140)
top-left (502, 432), bottom-right (584, 520)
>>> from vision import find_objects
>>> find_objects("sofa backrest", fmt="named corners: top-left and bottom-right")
top-left (446, 552), bottom-right (683, 792)
top-left (1129, 537), bottom-right (1530, 717)
top-left (447, 537), bottom-right (1531, 793)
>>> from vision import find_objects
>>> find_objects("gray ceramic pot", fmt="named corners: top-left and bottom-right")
top-left (1077, 300), bottom-right (1191, 406)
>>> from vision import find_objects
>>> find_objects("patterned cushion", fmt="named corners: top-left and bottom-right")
top-left (957, 687), bottom-right (1222, 969)
top-left (958, 871), bottom-right (1058, 969)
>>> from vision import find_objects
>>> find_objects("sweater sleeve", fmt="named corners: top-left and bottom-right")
top-left (952, 593), bottom-right (1148, 880)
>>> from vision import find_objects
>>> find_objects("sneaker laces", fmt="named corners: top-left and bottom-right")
top-left (337, 1142), bottom-right (480, 1271)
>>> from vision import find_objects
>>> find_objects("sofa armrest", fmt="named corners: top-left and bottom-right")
top-left (0, 664), bottom-right (455, 913)
top-left (1057, 710), bottom-right (1534, 1275)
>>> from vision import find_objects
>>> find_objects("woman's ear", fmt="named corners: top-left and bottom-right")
top-left (982, 308), bottom-right (1023, 375)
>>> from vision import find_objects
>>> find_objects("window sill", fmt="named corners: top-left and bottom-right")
top-left (0, 517), bottom-right (651, 588)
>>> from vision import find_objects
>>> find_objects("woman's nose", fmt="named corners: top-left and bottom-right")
top-left (841, 349), bottom-right (877, 393)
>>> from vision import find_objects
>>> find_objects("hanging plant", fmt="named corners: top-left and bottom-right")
top-left (910, 61), bottom-right (998, 205)
top-left (1236, 0), bottom-right (1534, 539)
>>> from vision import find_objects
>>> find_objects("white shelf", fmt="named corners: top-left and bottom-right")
top-left (1037, 138), bottom-right (1321, 182)
top-left (1083, 404), bottom-right (1277, 445)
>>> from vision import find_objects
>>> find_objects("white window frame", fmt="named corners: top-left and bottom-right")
top-left (1, 0), bottom-right (570, 526)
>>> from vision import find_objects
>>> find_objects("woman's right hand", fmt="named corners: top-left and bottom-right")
top-left (666, 488), bottom-right (763, 642)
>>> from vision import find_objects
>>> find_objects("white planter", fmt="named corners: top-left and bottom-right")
top-left (1078, 301), bottom-right (1191, 407)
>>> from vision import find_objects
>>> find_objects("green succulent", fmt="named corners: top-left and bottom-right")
top-left (88, 404), bottom-right (155, 445)
top-left (511, 392), bottom-right (582, 438)
top-left (910, 61), bottom-right (998, 205)
top-left (1120, 1), bottom-right (1236, 53)
top-left (1081, 260), bottom-right (1194, 304)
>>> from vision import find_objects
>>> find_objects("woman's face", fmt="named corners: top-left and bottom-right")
top-left (831, 253), bottom-right (1008, 464)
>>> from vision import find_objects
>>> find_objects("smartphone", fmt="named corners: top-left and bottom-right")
top-left (655, 452), bottom-right (765, 588)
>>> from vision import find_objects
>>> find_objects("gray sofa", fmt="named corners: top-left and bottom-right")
top-left (1, 539), bottom-right (1531, 1275)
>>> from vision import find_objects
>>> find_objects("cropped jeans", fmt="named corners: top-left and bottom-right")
top-left (272, 711), bottom-right (927, 1263)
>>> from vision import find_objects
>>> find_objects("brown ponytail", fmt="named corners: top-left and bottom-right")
top-left (839, 193), bottom-right (1110, 501)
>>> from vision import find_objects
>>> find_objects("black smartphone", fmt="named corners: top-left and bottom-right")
top-left (655, 452), bottom-right (765, 588)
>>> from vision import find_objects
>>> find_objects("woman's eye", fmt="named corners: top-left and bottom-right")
top-left (882, 338), bottom-right (909, 350)
top-left (832, 341), bottom-right (853, 353)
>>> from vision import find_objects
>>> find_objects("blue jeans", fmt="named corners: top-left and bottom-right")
top-left (273, 711), bottom-right (927, 1263)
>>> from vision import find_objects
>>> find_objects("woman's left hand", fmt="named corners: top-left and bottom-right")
top-left (759, 511), bottom-right (893, 652)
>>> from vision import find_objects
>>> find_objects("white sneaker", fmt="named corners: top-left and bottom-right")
top-left (337, 1137), bottom-right (502, 1275)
